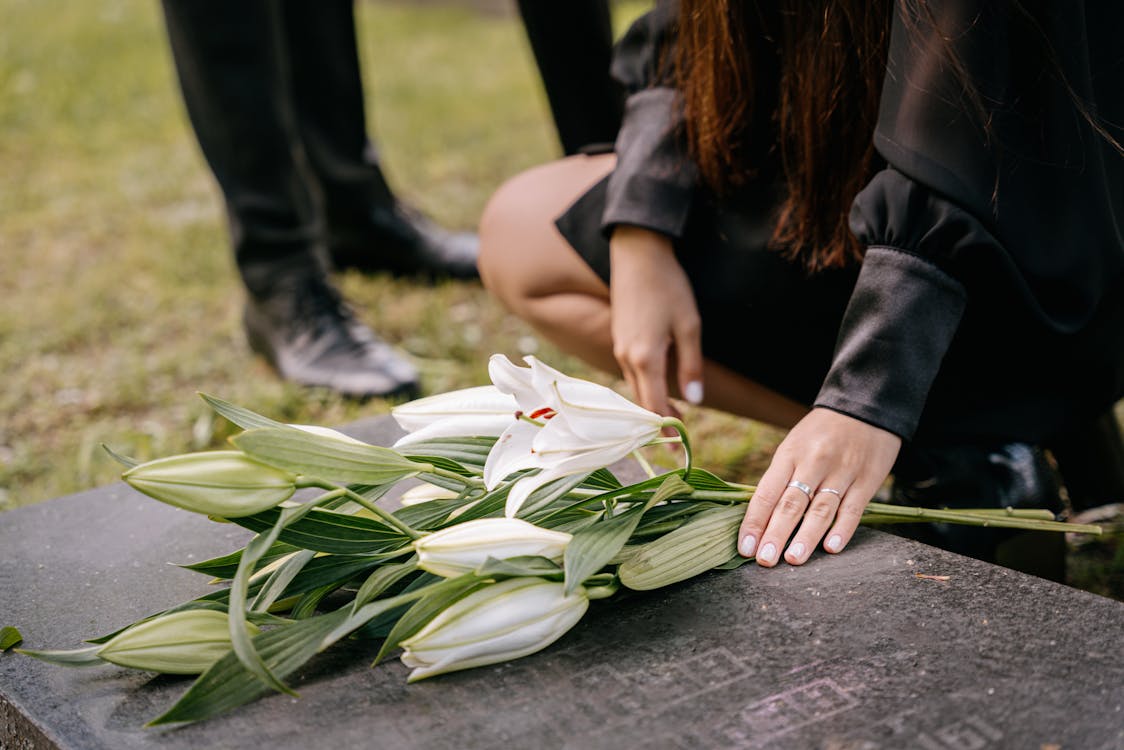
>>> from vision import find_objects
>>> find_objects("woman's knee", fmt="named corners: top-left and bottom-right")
top-left (478, 155), bottom-right (613, 310)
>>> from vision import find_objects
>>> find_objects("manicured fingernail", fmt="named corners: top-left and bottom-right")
top-left (826, 534), bottom-right (843, 552)
top-left (787, 541), bottom-right (805, 561)
top-left (739, 535), bottom-right (757, 557)
top-left (758, 542), bottom-right (777, 563)
top-left (683, 380), bottom-right (703, 405)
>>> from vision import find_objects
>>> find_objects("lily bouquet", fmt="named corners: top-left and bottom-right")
top-left (9, 355), bottom-right (1099, 726)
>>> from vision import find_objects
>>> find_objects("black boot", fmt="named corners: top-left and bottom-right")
top-left (324, 201), bottom-right (479, 279)
top-left (891, 442), bottom-right (1066, 580)
top-left (280, 1), bottom-right (478, 280)
top-left (242, 258), bottom-right (419, 400)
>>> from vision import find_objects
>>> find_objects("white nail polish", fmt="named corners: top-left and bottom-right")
top-left (739, 535), bottom-right (757, 557)
top-left (826, 534), bottom-right (842, 552)
top-left (758, 542), bottom-right (777, 563)
top-left (787, 541), bottom-right (805, 560)
top-left (683, 380), bottom-right (704, 405)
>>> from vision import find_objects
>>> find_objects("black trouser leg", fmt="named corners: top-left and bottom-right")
top-left (160, 0), bottom-right (321, 295)
top-left (280, 0), bottom-right (395, 219)
top-left (516, 0), bottom-right (622, 155)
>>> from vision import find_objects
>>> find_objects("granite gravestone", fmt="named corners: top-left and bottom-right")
top-left (2, 416), bottom-right (1122, 749)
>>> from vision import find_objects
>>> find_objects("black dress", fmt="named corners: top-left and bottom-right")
top-left (556, 1), bottom-right (1124, 449)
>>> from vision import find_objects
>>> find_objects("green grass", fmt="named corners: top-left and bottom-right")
top-left (1, 0), bottom-right (1118, 599)
top-left (0, 0), bottom-right (774, 511)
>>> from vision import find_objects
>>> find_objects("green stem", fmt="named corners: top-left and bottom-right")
top-left (631, 450), bottom-right (656, 479)
top-left (688, 489), bottom-right (753, 502)
top-left (299, 479), bottom-right (423, 540)
top-left (864, 501), bottom-right (1101, 535)
top-left (659, 417), bottom-right (693, 473)
top-left (419, 465), bottom-right (485, 487)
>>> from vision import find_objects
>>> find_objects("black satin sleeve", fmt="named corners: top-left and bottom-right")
top-left (599, 0), bottom-right (698, 239)
top-left (815, 1), bottom-right (1124, 440)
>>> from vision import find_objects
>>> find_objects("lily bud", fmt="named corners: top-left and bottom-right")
top-left (96, 610), bottom-right (258, 674)
top-left (392, 385), bottom-right (518, 446)
top-left (399, 483), bottom-right (459, 506)
top-left (400, 577), bottom-right (588, 681)
top-left (123, 451), bottom-right (296, 517)
top-left (413, 518), bottom-right (572, 578)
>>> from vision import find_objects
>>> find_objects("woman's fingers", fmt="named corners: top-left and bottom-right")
top-left (673, 312), bottom-right (704, 406)
top-left (783, 477), bottom-right (853, 564)
top-left (737, 451), bottom-right (795, 560)
top-left (738, 408), bottom-right (901, 567)
top-left (821, 473), bottom-right (885, 554)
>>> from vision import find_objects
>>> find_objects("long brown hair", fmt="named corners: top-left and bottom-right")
top-left (678, 0), bottom-right (892, 271)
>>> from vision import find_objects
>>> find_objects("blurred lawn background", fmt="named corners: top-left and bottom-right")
top-left (0, 0), bottom-right (782, 508)
top-left (0, 0), bottom-right (1118, 596)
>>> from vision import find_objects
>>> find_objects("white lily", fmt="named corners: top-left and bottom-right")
top-left (484, 354), bottom-right (668, 517)
top-left (391, 385), bottom-right (518, 447)
top-left (399, 577), bottom-right (588, 682)
top-left (413, 518), bottom-right (572, 578)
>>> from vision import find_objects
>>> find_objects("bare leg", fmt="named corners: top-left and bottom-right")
top-left (478, 156), bottom-right (808, 430)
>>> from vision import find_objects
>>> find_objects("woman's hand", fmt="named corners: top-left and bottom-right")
top-left (609, 225), bottom-right (704, 416)
top-left (738, 408), bottom-right (901, 565)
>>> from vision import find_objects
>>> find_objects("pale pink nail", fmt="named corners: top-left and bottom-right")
top-left (739, 535), bottom-right (756, 557)
top-left (787, 541), bottom-right (805, 561)
top-left (758, 542), bottom-right (777, 563)
top-left (826, 534), bottom-right (843, 552)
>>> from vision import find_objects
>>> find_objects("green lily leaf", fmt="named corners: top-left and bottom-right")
top-left (100, 444), bottom-right (139, 469)
top-left (398, 436), bottom-right (496, 470)
top-left (233, 427), bottom-right (424, 486)
top-left (235, 507), bottom-right (409, 555)
top-left (251, 550), bottom-right (317, 613)
top-left (583, 468), bottom-right (622, 491)
top-left (684, 467), bottom-right (735, 492)
top-left (2, 626), bottom-right (25, 651)
top-left (473, 555), bottom-right (563, 579)
top-left (352, 557), bottom-right (419, 611)
top-left (393, 491), bottom-right (481, 530)
top-left (199, 394), bottom-right (286, 431)
top-left (289, 583), bottom-right (341, 620)
top-left (563, 474), bottom-right (691, 595)
top-left (178, 541), bottom-right (302, 580)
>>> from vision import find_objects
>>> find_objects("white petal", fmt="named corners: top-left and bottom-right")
top-left (392, 386), bottom-right (516, 430)
top-left (488, 354), bottom-right (542, 410)
top-left (392, 414), bottom-right (515, 447)
top-left (504, 466), bottom-right (574, 518)
top-left (525, 357), bottom-right (662, 442)
top-left (483, 420), bottom-right (541, 489)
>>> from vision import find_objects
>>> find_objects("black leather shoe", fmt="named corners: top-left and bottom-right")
top-left (327, 202), bottom-right (479, 280)
top-left (243, 272), bottom-right (419, 400)
top-left (890, 442), bottom-right (1065, 578)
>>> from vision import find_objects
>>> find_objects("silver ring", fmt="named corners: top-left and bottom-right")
top-left (816, 487), bottom-right (843, 499)
top-left (786, 480), bottom-right (814, 500)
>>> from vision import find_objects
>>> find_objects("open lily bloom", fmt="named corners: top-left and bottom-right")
top-left (484, 355), bottom-right (666, 517)
top-left (391, 385), bottom-right (518, 447)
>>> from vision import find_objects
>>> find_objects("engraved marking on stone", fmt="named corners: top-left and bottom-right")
top-left (911, 714), bottom-right (1005, 750)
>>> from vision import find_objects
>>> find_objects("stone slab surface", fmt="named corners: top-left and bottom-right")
top-left (2, 416), bottom-right (1123, 749)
